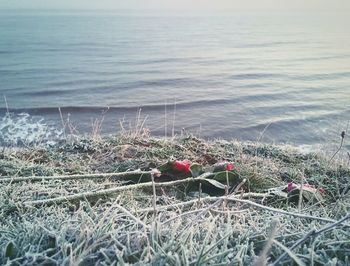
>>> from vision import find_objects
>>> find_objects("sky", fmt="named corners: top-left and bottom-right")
top-left (0, 0), bottom-right (349, 12)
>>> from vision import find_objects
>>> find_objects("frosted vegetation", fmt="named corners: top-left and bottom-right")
top-left (0, 119), bottom-right (349, 265)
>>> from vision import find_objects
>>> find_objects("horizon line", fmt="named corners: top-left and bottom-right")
top-left (0, 7), bottom-right (349, 12)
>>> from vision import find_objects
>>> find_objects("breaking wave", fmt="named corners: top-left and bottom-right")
top-left (0, 112), bottom-right (63, 146)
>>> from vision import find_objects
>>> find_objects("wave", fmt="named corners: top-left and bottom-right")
top-left (0, 113), bottom-right (63, 146)
top-left (229, 73), bottom-right (285, 80)
top-left (16, 77), bottom-right (225, 97)
top-left (0, 100), bottom-right (232, 114)
top-left (290, 72), bottom-right (350, 81)
top-left (228, 72), bottom-right (350, 81)
top-left (0, 92), bottom-right (297, 115)
top-left (239, 109), bottom-right (348, 133)
top-left (236, 41), bottom-right (299, 48)
top-left (211, 110), bottom-right (349, 143)
top-left (290, 54), bottom-right (350, 62)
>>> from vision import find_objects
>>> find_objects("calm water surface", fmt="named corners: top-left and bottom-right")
top-left (0, 10), bottom-right (349, 145)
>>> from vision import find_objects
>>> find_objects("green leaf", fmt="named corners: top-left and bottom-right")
top-left (115, 173), bottom-right (152, 183)
top-left (302, 187), bottom-right (324, 202)
top-left (288, 187), bottom-right (324, 203)
top-left (213, 163), bottom-right (227, 173)
top-left (200, 178), bottom-right (226, 190)
top-left (190, 163), bottom-right (203, 178)
top-left (213, 171), bottom-right (240, 184)
top-left (158, 161), bottom-right (174, 172)
top-left (5, 241), bottom-right (16, 259)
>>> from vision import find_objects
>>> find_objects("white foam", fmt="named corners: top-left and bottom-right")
top-left (0, 112), bottom-right (63, 146)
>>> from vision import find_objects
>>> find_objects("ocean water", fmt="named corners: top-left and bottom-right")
top-left (0, 10), bottom-right (349, 145)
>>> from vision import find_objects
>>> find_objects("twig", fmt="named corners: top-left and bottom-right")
top-left (198, 182), bottom-right (202, 203)
top-left (272, 213), bottom-right (350, 265)
top-left (24, 174), bottom-right (211, 207)
top-left (225, 196), bottom-right (345, 225)
top-left (151, 173), bottom-right (157, 215)
top-left (58, 107), bottom-right (66, 139)
top-left (0, 170), bottom-right (152, 183)
top-left (138, 193), bottom-right (272, 213)
top-left (209, 209), bottom-right (248, 215)
top-left (137, 193), bottom-right (346, 226)
top-left (329, 131), bottom-right (346, 163)
top-left (298, 170), bottom-right (304, 211)
top-left (164, 99), bottom-right (167, 137)
top-left (172, 99), bottom-right (176, 138)
top-left (257, 122), bottom-right (272, 143)
top-left (224, 185), bottom-right (228, 209)
top-left (314, 213), bottom-right (350, 234)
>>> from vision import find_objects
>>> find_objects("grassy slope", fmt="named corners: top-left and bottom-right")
top-left (0, 134), bottom-right (349, 265)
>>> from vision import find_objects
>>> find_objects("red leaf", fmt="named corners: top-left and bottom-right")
top-left (225, 163), bottom-right (235, 171)
top-left (287, 182), bottom-right (325, 193)
top-left (173, 160), bottom-right (191, 173)
top-left (287, 182), bottom-right (297, 192)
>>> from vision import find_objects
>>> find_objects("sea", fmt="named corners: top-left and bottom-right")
top-left (0, 10), bottom-right (349, 147)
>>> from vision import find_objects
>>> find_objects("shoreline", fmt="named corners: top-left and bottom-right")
top-left (1, 106), bottom-right (347, 148)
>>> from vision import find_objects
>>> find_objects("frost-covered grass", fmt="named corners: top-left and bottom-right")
top-left (0, 134), bottom-right (350, 265)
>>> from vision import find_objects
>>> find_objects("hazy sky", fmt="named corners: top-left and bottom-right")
top-left (1, 0), bottom-right (350, 11)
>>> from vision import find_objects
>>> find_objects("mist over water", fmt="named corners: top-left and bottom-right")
top-left (0, 10), bottom-right (349, 145)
